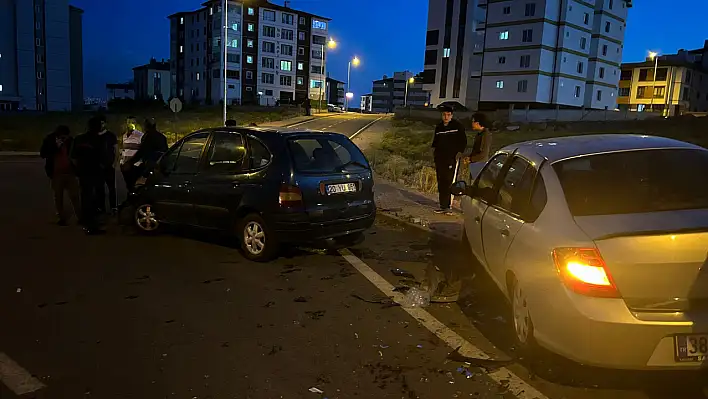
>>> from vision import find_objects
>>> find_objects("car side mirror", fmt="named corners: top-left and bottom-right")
top-left (451, 181), bottom-right (470, 197)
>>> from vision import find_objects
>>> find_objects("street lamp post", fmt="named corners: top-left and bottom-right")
top-left (222, 0), bottom-right (228, 125)
top-left (649, 51), bottom-right (659, 113)
top-left (318, 38), bottom-right (336, 113)
top-left (404, 76), bottom-right (415, 107)
top-left (345, 56), bottom-right (360, 111)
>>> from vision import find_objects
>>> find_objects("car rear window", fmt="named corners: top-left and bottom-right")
top-left (287, 136), bottom-right (369, 173)
top-left (553, 148), bottom-right (708, 216)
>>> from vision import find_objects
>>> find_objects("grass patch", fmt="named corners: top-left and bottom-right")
top-left (367, 116), bottom-right (708, 194)
top-left (0, 107), bottom-right (300, 151)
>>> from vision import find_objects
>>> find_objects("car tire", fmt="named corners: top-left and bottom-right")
top-left (133, 203), bottom-right (161, 234)
top-left (239, 213), bottom-right (278, 262)
top-left (509, 276), bottom-right (538, 356)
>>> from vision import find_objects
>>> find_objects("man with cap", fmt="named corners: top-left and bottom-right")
top-left (119, 116), bottom-right (144, 192)
top-left (431, 104), bottom-right (467, 215)
top-left (123, 118), bottom-right (168, 180)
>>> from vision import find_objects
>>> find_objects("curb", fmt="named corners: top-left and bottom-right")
top-left (375, 209), bottom-right (461, 243)
top-left (0, 152), bottom-right (40, 157)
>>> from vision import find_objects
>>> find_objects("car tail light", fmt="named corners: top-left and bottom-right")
top-left (279, 184), bottom-right (303, 208)
top-left (552, 247), bottom-right (620, 298)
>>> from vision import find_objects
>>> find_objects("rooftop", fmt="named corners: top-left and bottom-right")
top-left (510, 134), bottom-right (703, 163)
top-left (170, 0), bottom-right (330, 20)
top-left (134, 58), bottom-right (170, 71)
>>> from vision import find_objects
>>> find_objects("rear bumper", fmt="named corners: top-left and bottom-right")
top-left (273, 212), bottom-right (376, 243)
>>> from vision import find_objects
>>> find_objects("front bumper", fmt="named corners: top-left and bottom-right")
top-left (273, 212), bottom-right (376, 243)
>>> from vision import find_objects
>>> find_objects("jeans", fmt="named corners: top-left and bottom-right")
top-left (51, 174), bottom-right (81, 222)
top-left (434, 155), bottom-right (457, 209)
top-left (97, 167), bottom-right (117, 212)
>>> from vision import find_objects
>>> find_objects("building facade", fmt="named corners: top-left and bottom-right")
top-left (371, 71), bottom-right (428, 113)
top-left (360, 93), bottom-right (372, 112)
top-left (0, 0), bottom-right (83, 111)
top-left (423, 0), bottom-right (630, 111)
top-left (326, 76), bottom-right (344, 106)
top-left (169, 0), bottom-right (330, 106)
top-left (133, 58), bottom-right (171, 102)
top-left (618, 43), bottom-right (708, 116)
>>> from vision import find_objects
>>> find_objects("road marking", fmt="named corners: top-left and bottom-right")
top-left (339, 249), bottom-right (549, 399)
top-left (348, 117), bottom-right (385, 140)
top-left (0, 352), bottom-right (46, 395)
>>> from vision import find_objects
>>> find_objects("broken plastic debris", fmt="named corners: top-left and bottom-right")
top-left (390, 268), bottom-right (416, 279)
top-left (400, 287), bottom-right (430, 308)
top-left (416, 344), bottom-right (423, 349)
top-left (378, 344), bottom-right (389, 349)
top-left (16, 288), bottom-right (21, 293)
top-left (308, 387), bottom-right (324, 394)
top-left (446, 346), bottom-right (513, 371)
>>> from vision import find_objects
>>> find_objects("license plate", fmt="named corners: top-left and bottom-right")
top-left (675, 334), bottom-right (708, 362)
top-left (326, 183), bottom-right (356, 194)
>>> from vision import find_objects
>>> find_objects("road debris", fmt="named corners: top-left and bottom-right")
top-left (294, 296), bottom-right (310, 303)
top-left (305, 310), bottom-right (326, 320)
top-left (351, 293), bottom-right (398, 308)
top-left (401, 287), bottom-right (430, 308)
top-left (308, 387), bottom-right (324, 394)
top-left (390, 268), bottom-right (416, 279)
top-left (16, 288), bottom-right (21, 293)
top-left (446, 346), bottom-right (513, 371)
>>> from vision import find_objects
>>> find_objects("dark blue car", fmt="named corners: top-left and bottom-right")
top-left (127, 127), bottom-right (376, 261)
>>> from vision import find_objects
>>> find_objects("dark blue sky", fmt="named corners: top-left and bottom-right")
top-left (73, 0), bottom-right (708, 99)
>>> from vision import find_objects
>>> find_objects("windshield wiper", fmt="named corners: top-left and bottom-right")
top-left (335, 160), bottom-right (369, 171)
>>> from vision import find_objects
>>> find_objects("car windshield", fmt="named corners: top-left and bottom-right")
top-left (288, 135), bottom-right (369, 174)
top-left (553, 148), bottom-right (708, 216)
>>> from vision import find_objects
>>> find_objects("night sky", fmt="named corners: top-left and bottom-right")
top-left (72, 0), bottom-right (708, 100)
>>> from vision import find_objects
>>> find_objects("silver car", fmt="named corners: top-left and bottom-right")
top-left (452, 134), bottom-right (708, 370)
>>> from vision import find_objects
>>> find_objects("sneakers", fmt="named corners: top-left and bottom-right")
top-left (434, 208), bottom-right (455, 216)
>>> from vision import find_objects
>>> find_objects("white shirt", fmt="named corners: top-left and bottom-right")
top-left (120, 129), bottom-right (144, 165)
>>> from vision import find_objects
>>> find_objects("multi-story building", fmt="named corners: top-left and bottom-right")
top-left (371, 71), bottom-right (428, 113)
top-left (423, 0), bottom-right (631, 111)
top-left (106, 82), bottom-right (135, 102)
top-left (618, 43), bottom-right (708, 115)
top-left (0, 0), bottom-right (83, 111)
top-left (168, 0), bottom-right (330, 106)
top-left (360, 93), bottom-right (373, 113)
top-left (326, 76), bottom-right (344, 106)
top-left (133, 58), bottom-right (171, 102)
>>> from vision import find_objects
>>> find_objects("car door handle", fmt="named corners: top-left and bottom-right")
top-left (474, 216), bottom-right (481, 223)
top-left (500, 228), bottom-right (509, 237)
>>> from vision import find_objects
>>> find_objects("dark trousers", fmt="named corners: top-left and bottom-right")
top-left (122, 166), bottom-right (139, 193)
top-left (51, 174), bottom-right (81, 222)
top-left (434, 155), bottom-right (456, 209)
top-left (97, 167), bottom-right (117, 212)
top-left (79, 174), bottom-right (102, 229)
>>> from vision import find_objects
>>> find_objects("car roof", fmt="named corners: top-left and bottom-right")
top-left (506, 134), bottom-right (705, 163)
top-left (208, 127), bottom-right (347, 137)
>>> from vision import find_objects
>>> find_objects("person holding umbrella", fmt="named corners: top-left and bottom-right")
top-left (431, 104), bottom-right (467, 215)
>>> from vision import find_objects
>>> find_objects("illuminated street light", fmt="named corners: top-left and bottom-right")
top-left (404, 74), bottom-right (416, 107)
top-left (345, 56), bottom-right (360, 111)
top-left (318, 38), bottom-right (338, 113)
top-left (648, 51), bottom-right (660, 113)
top-left (345, 92), bottom-right (354, 99)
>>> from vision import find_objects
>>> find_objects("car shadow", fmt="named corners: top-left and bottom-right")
top-left (426, 232), bottom-right (708, 398)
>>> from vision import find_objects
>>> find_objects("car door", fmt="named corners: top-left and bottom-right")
top-left (189, 131), bottom-right (250, 230)
top-left (480, 155), bottom-right (537, 287)
top-left (151, 132), bottom-right (209, 225)
top-left (461, 153), bottom-right (510, 266)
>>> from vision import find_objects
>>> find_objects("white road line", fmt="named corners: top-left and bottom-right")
top-left (339, 249), bottom-right (550, 399)
top-left (348, 116), bottom-right (385, 140)
top-left (0, 352), bottom-right (46, 395)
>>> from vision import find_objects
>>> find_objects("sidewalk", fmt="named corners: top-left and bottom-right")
top-left (351, 117), bottom-right (464, 241)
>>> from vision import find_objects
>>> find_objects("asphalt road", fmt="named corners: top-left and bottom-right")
top-left (1, 114), bottom-right (707, 399)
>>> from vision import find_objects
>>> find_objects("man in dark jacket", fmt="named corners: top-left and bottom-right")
top-left (71, 117), bottom-right (109, 235)
top-left (432, 104), bottom-right (467, 215)
top-left (95, 115), bottom-right (119, 215)
top-left (123, 118), bottom-right (168, 180)
top-left (40, 125), bottom-right (81, 226)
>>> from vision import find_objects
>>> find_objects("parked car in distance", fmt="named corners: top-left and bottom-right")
top-left (127, 127), bottom-right (376, 261)
top-left (451, 134), bottom-right (708, 370)
top-left (328, 104), bottom-right (344, 113)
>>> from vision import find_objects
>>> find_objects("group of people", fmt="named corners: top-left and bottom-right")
top-left (40, 115), bottom-right (168, 235)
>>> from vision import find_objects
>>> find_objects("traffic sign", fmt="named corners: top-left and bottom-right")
top-left (169, 98), bottom-right (183, 113)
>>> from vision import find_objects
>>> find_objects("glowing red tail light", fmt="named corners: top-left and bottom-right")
top-left (552, 247), bottom-right (620, 298)
top-left (279, 184), bottom-right (304, 209)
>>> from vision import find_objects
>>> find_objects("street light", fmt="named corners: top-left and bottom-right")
top-left (345, 56), bottom-right (360, 111)
top-left (319, 38), bottom-right (337, 113)
top-left (649, 51), bottom-right (659, 113)
top-left (222, 0), bottom-right (229, 125)
top-left (404, 76), bottom-right (415, 107)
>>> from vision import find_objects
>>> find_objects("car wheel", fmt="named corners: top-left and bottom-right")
top-left (239, 213), bottom-right (278, 262)
top-left (134, 203), bottom-right (160, 234)
top-left (510, 276), bottom-right (537, 353)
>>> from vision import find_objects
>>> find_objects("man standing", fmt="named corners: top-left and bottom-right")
top-left (96, 115), bottom-right (118, 215)
top-left (72, 117), bottom-right (108, 235)
top-left (40, 125), bottom-right (81, 226)
top-left (119, 116), bottom-right (144, 192)
top-left (431, 105), bottom-right (467, 215)
top-left (123, 118), bottom-right (168, 179)
top-left (463, 112), bottom-right (493, 183)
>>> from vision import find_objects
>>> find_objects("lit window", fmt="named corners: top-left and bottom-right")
top-left (230, 39), bottom-right (237, 48)
top-left (248, 23), bottom-right (254, 32)
top-left (0, 85), bottom-right (3, 92)
top-left (298, 62), bottom-right (304, 71)
top-left (496, 80), bottom-right (504, 89)
top-left (499, 31), bottom-right (509, 40)
top-left (312, 19), bottom-right (327, 30)
top-left (297, 77), bottom-right (304, 85)
top-left (232, 23), bottom-right (238, 31)
top-left (248, 7), bottom-right (254, 15)
top-left (247, 39), bottom-right (253, 48)
top-left (196, 72), bottom-right (201, 81)
top-left (210, 7), bottom-right (213, 15)
top-left (247, 55), bottom-right (253, 64)
top-left (443, 48), bottom-right (451, 57)
top-left (280, 60), bottom-right (292, 71)
top-left (180, 45), bottom-right (184, 53)
top-left (180, 17), bottom-right (184, 25)
top-left (310, 79), bottom-right (323, 88)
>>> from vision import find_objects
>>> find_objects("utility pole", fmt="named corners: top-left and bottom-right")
top-left (222, 0), bottom-right (228, 125)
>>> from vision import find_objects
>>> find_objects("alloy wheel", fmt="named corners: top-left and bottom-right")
top-left (135, 204), bottom-right (159, 232)
top-left (244, 221), bottom-right (266, 255)
top-left (512, 281), bottom-right (531, 344)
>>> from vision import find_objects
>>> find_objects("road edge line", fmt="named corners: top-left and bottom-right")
top-left (348, 116), bottom-right (385, 140)
top-left (0, 352), bottom-right (46, 395)
top-left (339, 249), bottom-right (549, 399)
top-left (283, 113), bottom-right (338, 128)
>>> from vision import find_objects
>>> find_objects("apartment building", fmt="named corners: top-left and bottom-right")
top-left (0, 0), bottom-right (83, 111)
top-left (326, 76), bottom-right (344, 106)
top-left (169, 0), bottom-right (330, 106)
top-left (423, 0), bottom-right (631, 111)
top-left (618, 42), bottom-right (708, 115)
top-left (371, 71), bottom-right (429, 113)
top-left (360, 93), bottom-right (373, 113)
top-left (133, 58), bottom-right (171, 102)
